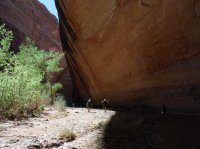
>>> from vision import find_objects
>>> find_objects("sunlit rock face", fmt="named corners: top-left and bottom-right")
top-left (56, 0), bottom-right (200, 110)
top-left (0, 0), bottom-right (72, 99)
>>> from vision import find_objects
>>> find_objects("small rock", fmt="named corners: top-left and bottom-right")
top-left (63, 143), bottom-right (78, 149)
top-left (27, 143), bottom-right (43, 149)
top-left (44, 140), bottom-right (64, 148)
top-left (42, 140), bottom-right (48, 147)
top-left (30, 123), bottom-right (34, 127)
top-left (9, 139), bottom-right (19, 144)
top-left (51, 137), bottom-right (57, 140)
top-left (32, 138), bottom-right (39, 143)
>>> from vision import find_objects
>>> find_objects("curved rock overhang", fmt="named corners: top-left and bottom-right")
top-left (56, 0), bottom-right (200, 111)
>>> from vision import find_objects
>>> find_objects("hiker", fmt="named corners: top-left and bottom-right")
top-left (102, 99), bottom-right (108, 113)
top-left (86, 98), bottom-right (92, 112)
top-left (161, 104), bottom-right (167, 116)
top-left (72, 102), bottom-right (75, 108)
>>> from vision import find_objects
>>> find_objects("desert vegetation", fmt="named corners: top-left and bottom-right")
top-left (0, 24), bottom-right (64, 119)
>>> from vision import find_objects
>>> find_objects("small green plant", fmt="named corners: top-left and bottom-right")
top-left (51, 83), bottom-right (63, 104)
top-left (94, 121), bottom-right (106, 130)
top-left (52, 83), bottom-right (63, 93)
top-left (59, 128), bottom-right (76, 142)
top-left (54, 94), bottom-right (66, 111)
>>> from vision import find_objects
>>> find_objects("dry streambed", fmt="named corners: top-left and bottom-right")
top-left (0, 107), bottom-right (115, 149)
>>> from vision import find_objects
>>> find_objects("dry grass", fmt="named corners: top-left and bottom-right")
top-left (59, 128), bottom-right (76, 142)
top-left (54, 96), bottom-right (66, 112)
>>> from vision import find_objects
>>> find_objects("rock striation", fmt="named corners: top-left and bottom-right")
top-left (0, 0), bottom-right (72, 99)
top-left (56, 0), bottom-right (200, 111)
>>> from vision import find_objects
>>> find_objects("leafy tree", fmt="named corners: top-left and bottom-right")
top-left (0, 24), bottom-right (14, 70)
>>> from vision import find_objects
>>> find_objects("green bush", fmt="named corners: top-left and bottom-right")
top-left (0, 24), bottom-right (64, 119)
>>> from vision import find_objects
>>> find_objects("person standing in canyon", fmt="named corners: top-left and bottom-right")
top-left (161, 103), bottom-right (167, 116)
top-left (102, 99), bottom-right (108, 113)
top-left (86, 98), bottom-right (92, 112)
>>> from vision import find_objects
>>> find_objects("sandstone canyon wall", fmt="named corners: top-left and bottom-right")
top-left (0, 0), bottom-right (72, 99)
top-left (56, 0), bottom-right (200, 111)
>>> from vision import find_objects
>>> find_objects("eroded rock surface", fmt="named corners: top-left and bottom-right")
top-left (56, 0), bottom-right (200, 110)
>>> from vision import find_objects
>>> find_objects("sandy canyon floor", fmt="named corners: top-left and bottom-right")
top-left (0, 107), bottom-right (115, 149)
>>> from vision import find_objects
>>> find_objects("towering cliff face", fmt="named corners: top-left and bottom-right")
top-left (0, 0), bottom-right (72, 99)
top-left (56, 0), bottom-right (200, 110)
top-left (0, 0), bottom-right (61, 51)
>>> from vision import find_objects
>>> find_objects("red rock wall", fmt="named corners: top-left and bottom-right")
top-left (56, 0), bottom-right (200, 110)
top-left (0, 0), bottom-right (72, 99)
top-left (0, 0), bottom-right (60, 50)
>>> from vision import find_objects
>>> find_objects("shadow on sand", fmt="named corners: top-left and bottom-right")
top-left (102, 110), bottom-right (200, 149)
